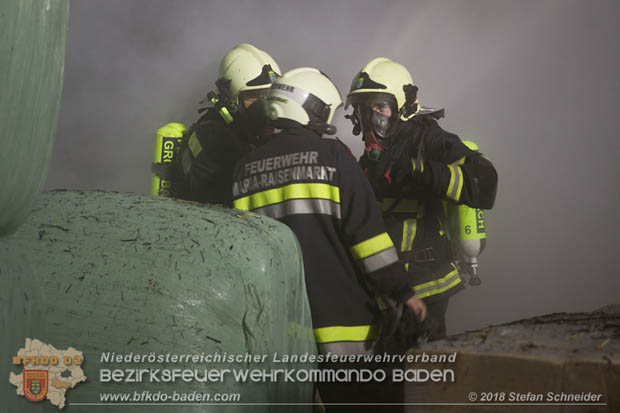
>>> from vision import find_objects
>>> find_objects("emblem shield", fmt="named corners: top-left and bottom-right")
top-left (23, 370), bottom-right (49, 402)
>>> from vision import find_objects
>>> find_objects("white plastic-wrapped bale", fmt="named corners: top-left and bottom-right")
top-left (4, 190), bottom-right (316, 412)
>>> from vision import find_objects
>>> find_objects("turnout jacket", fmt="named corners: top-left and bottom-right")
top-left (179, 109), bottom-right (256, 206)
top-left (232, 126), bottom-right (416, 353)
top-left (361, 115), bottom-right (498, 302)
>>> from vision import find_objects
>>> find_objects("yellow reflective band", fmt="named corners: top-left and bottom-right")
top-left (314, 325), bottom-right (378, 344)
top-left (350, 232), bottom-right (394, 260)
top-left (446, 165), bottom-right (464, 202)
top-left (410, 158), bottom-right (424, 173)
top-left (456, 156), bottom-right (467, 166)
top-left (233, 199), bottom-right (249, 211)
top-left (400, 218), bottom-right (417, 252)
top-left (356, 247), bottom-right (398, 273)
top-left (454, 166), bottom-right (464, 201)
top-left (413, 266), bottom-right (462, 299)
top-left (234, 183), bottom-right (340, 211)
top-left (446, 165), bottom-right (456, 198)
top-left (187, 132), bottom-right (202, 158)
top-left (254, 198), bottom-right (341, 219)
top-left (462, 140), bottom-right (479, 151)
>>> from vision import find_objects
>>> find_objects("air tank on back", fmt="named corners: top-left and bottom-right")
top-left (447, 140), bottom-right (487, 286)
top-left (151, 123), bottom-right (188, 197)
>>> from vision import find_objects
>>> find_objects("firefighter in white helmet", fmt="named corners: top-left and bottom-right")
top-left (232, 67), bottom-right (426, 408)
top-left (176, 43), bottom-right (281, 205)
top-left (346, 57), bottom-right (498, 340)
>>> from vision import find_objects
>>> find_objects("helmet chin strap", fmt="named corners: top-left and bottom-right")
top-left (363, 130), bottom-right (387, 161)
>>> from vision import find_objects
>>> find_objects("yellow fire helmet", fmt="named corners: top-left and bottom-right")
top-left (346, 57), bottom-right (420, 121)
top-left (217, 44), bottom-right (281, 111)
top-left (266, 67), bottom-right (342, 135)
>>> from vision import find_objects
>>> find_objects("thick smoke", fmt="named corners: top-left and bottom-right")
top-left (46, 0), bottom-right (620, 334)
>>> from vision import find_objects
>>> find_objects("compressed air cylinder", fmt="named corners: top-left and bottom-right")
top-left (151, 122), bottom-right (187, 197)
top-left (448, 140), bottom-right (487, 285)
top-left (0, 0), bottom-right (69, 236)
top-left (453, 205), bottom-right (487, 283)
top-left (5, 191), bottom-right (316, 412)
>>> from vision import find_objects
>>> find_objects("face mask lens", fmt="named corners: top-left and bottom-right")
top-left (239, 89), bottom-right (269, 111)
top-left (355, 99), bottom-right (394, 139)
top-left (371, 110), bottom-right (390, 138)
top-left (372, 103), bottom-right (392, 117)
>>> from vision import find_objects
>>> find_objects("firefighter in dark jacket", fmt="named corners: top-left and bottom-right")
top-left (178, 43), bottom-right (281, 206)
top-left (232, 67), bottom-right (427, 356)
top-left (233, 67), bottom-right (426, 410)
top-left (345, 57), bottom-right (498, 340)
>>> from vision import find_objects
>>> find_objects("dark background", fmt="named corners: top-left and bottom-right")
top-left (45, 0), bottom-right (620, 334)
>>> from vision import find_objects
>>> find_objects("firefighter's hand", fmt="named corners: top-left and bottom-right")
top-left (390, 159), bottom-right (427, 185)
top-left (405, 296), bottom-right (427, 322)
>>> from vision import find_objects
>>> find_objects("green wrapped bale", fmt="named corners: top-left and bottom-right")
top-left (0, 242), bottom-right (47, 413)
top-left (4, 191), bottom-right (316, 412)
top-left (0, 0), bottom-right (69, 236)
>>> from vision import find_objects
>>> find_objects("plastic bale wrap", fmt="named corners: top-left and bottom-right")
top-left (0, 242), bottom-right (47, 413)
top-left (5, 190), bottom-right (316, 412)
top-left (0, 0), bottom-right (69, 236)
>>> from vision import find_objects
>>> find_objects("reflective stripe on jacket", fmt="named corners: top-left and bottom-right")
top-left (233, 127), bottom-right (414, 348)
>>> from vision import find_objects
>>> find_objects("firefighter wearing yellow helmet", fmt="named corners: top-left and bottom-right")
top-left (232, 67), bottom-right (426, 405)
top-left (173, 43), bottom-right (281, 205)
top-left (346, 57), bottom-right (498, 340)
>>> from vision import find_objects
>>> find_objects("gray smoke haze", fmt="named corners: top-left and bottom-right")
top-left (46, 0), bottom-right (620, 334)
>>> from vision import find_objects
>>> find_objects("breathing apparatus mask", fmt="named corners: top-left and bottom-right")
top-left (236, 88), bottom-right (273, 141)
top-left (347, 93), bottom-right (398, 161)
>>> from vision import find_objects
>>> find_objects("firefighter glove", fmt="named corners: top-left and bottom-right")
top-left (390, 158), bottom-right (431, 186)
